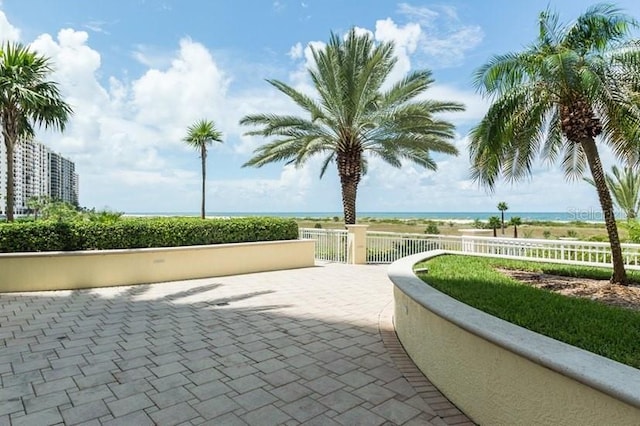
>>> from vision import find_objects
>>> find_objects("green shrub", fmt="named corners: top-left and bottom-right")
top-left (625, 220), bottom-right (640, 243)
top-left (0, 217), bottom-right (298, 252)
top-left (424, 221), bottom-right (440, 235)
top-left (314, 222), bottom-right (323, 229)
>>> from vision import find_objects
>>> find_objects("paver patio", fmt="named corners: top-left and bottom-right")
top-left (0, 262), bottom-right (472, 425)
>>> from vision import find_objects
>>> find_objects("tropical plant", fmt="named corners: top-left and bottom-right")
top-left (183, 119), bottom-right (223, 219)
top-left (584, 165), bottom-right (640, 219)
top-left (510, 216), bottom-right (522, 238)
top-left (0, 42), bottom-right (72, 222)
top-left (40, 200), bottom-right (80, 222)
top-left (26, 195), bottom-right (50, 220)
top-left (488, 216), bottom-right (501, 237)
top-left (497, 201), bottom-right (508, 234)
top-left (240, 28), bottom-right (464, 224)
top-left (469, 4), bottom-right (640, 285)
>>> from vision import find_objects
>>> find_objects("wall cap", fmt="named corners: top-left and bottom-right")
top-left (387, 250), bottom-right (640, 409)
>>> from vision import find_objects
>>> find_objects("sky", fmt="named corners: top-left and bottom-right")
top-left (1, 0), bottom-right (640, 214)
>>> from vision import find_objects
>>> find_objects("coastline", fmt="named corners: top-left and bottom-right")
top-left (124, 211), bottom-right (606, 224)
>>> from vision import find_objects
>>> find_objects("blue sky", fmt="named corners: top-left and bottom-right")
top-left (2, 1), bottom-right (640, 214)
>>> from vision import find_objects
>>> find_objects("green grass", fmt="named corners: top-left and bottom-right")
top-left (415, 255), bottom-right (640, 369)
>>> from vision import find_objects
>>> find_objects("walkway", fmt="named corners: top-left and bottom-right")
top-left (0, 263), bottom-right (472, 425)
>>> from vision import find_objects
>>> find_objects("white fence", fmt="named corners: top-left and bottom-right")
top-left (300, 228), bottom-right (640, 269)
top-left (366, 232), bottom-right (462, 263)
top-left (299, 228), bottom-right (349, 263)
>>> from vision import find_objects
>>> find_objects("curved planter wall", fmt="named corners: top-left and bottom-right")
top-left (388, 250), bottom-right (640, 426)
top-left (0, 239), bottom-right (315, 293)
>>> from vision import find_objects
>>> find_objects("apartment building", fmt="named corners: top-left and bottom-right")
top-left (0, 139), bottom-right (79, 215)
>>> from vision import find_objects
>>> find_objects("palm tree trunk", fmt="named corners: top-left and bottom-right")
top-left (582, 138), bottom-right (627, 285)
top-left (4, 138), bottom-right (15, 222)
top-left (493, 227), bottom-right (497, 237)
top-left (337, 150), bottom-right (361, 225)
top-left (501, 211), bottom-right (505, 234)
top-left (200, 147), bottom-right (206, 220)
top-left (514, 225), bottom-right (518, 238)
top-left (340, 176), bottom-right (358, 225)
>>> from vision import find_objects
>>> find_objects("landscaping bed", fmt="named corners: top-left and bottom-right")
top-left (415, 255), bottom-right (640, 369)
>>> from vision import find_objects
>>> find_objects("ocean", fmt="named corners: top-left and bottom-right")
top-left (128, 210), bottom-right (606, 222)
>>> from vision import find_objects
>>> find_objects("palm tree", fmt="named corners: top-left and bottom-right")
top-left (497, 201), bottom-right (508, 234)
top-left (469, 4), bottom-right (640, 285)
top-left (487, 216), bottom-right (501, 237)
top-left (183, 119), bottom-right (223, 219)
top-left (584, 165), bottom-right (640, 219)
top-left (240, 28), bottom-right (464, 225)
top-left (0, 42), bottom-right (72, 222)
top-left (26, 195), bottom-right (50, 220)
top-left (509, 216), bottom-right (522, 238)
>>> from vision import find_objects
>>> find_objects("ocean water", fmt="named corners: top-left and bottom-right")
top-left (129, 211), bottom-right (604, 222)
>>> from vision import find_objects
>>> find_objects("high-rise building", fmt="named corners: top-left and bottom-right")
top-left (0, 139), bottom-right (79, 215)
top-left (48, 151), bottom-right (79, 206)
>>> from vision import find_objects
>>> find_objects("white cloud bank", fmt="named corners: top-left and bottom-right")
top-left (0, 6), bottom-right (604, 213)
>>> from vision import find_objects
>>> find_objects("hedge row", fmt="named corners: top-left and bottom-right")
top-left (0, 217), bottom-right (299, 252)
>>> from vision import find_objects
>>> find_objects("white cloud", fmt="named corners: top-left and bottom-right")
top-left (398, 3), bottom-right (484, 67)
top-left (374, 18), bottom-right (421, 86)
top-left (288, 42), bottom-right (303, 59)
top-left (83, 20), bottom-right (110, 34)
top-left (132, 38), bottom-right (230, 136)
top-left (0, 10), bottom-right (19, 41)
top-left (209, 164), bottom-right (313, 210)
top-left (131, 44), bottom-right (174, 68)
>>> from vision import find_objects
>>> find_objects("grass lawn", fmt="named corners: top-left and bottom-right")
top-left (415, 255), bottom-right (640, 369)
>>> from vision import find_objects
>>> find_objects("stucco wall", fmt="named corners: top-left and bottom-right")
top-left (0, 239), bottom-right (315, 293)
top-left (389, 251), bottom-right (640, 426)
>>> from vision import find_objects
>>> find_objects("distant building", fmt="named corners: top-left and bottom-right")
top-left (48, 151), bottom-right (79, 206)
top-left (0, 139), bottom-right (79, 215)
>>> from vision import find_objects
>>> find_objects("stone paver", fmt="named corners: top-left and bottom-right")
top-left (0, 263), bottom-right (473, 425)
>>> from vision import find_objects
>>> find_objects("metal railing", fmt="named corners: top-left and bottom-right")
top-left (299, 228), bottom-right (349, 263)
top-left (301, 227), bottom-right (640, 269)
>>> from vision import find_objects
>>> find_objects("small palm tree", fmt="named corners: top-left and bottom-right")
top-left (469, 4), bottom-right (640, 285)
top-left (509, 216), bottom-right (522, 238)
top-left (487, 216), bottom-right (501, 237)
top-left (26, 195), bottom-right (50, 220)
top-left (497, 201), bottom-right (508, 234)
top-left (584, 166), bottom-right (640, 219)
top-left (183, 119), bottom-right (223, 219)
top-left (240, 28), bottom-right (463, 225)
top-left (0, 42), bottom-right (72, 222)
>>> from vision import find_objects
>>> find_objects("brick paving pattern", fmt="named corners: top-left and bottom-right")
top-left (0, 263), bottom-right (473, 425)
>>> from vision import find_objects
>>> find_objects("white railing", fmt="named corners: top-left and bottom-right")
top-left (299, 228), bottom-right (349, 263)
top-left (301, 228), bottom-right (640, 269)
top-left (366, 232), bottom-right (462, 264)
top-left (459, 235), bottom-right (640, 269)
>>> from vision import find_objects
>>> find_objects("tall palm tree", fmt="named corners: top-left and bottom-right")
top-left (183, 119), bottom-right (223, 219)
top-left (497, 201), bottom-right (508, 234)
top-left (584, 165), bottom-right (640, 219)
top-left (240, 29), bottom-right (464, 225)
top-left (469, 4), bottom-right (640, 285)
top-left (0, 42), bottom-right (72, 222)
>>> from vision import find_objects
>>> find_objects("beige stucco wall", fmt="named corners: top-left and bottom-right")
top-left (0, 239), bottom-right (315, 293)
top-left (389, 251), bottom-right (640, 426)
